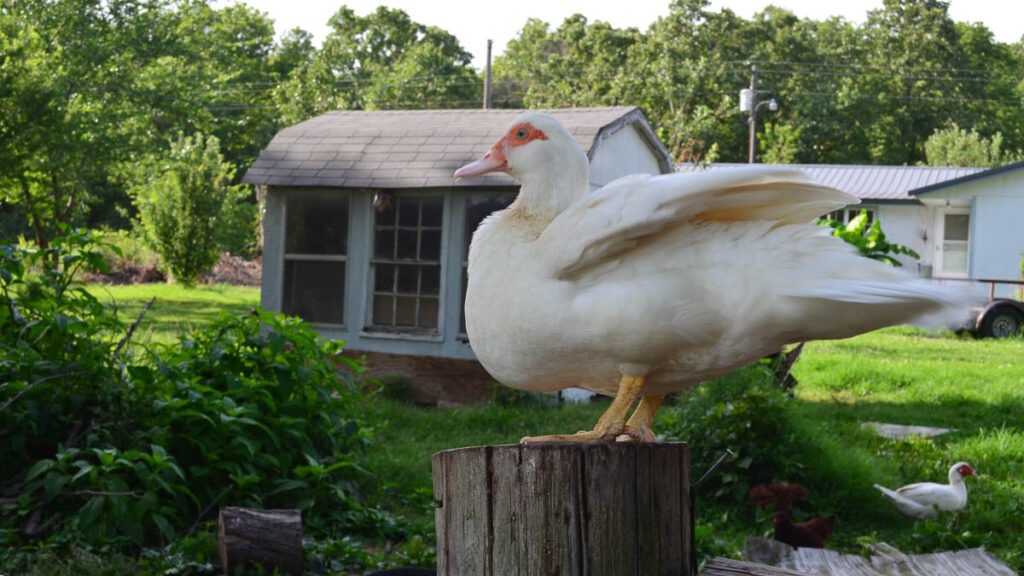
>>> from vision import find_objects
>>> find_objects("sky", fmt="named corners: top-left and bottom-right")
top-left (231, 0), bottom-right (1022, 70)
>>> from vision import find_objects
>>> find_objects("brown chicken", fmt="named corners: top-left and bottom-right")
top-left (771, 511), bottom-right (838, 549)
top-left (747, 482), bottom-right (810, 512)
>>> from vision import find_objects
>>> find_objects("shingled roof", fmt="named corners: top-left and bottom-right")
top-left (682, 163), bottom-right (986, 202)
top-left (242, 107), bottom-right (672, 189)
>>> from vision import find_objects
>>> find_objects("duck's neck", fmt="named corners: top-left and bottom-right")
top-left (509, 149), bottom-right (590, 221)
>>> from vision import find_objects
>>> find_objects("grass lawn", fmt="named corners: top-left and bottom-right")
top-left (86, 283), bottom-right (261, 345)
top-left (84, 284), bottom-right (1024, 572)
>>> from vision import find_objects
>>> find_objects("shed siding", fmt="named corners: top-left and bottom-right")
top-left (589, 126), bottom-right (664, 187)
top-left (260, 190), bottom-right (285, 313)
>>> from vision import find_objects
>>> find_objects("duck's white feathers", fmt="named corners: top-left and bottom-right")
top-left (462, 112), bottom-right (972, 398)
top-left (541, 168), bottom-right (855, 280)
top-left (874, 462), bottom-right (974, 519)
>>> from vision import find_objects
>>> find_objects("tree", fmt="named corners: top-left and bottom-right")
top-left (0, 0), bottom-right (277, 247)
top-left (273, 5), bottom-right (479, 122)
top-left (861, 0), bottom-right (962, 164)
top-left (127, 133), bottom-right (245, 286)
top-left (924, 124), bottom-right (1021, 166)
top-left (494, 14), bottom-right (643, 109)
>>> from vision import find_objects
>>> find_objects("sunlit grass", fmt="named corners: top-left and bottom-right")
top-left (86, 283), bottom-right (260, 345)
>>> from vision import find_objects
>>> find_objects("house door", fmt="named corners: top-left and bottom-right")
top-left (934, 208), bottom-right (970, 278)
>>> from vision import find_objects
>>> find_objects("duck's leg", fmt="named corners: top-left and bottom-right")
top-left (521, 374), bottom-right (645, 444)
top-left (616, 395), bottom-right (664, 443)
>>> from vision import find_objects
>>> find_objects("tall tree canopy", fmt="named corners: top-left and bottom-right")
top-left (2, 0), bottom-right (1023, 247)
top-left (273, 5), bottom-right (480, 124)
top-left (0, 0), bottom-right (279, 248)
top-left (491, 0), bottom-right (1024, 165)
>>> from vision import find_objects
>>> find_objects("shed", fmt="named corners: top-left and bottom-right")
top-left (243, 107), bottom-right (673, 402)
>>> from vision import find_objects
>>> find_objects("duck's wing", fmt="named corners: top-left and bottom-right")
top-left (538, 167), bottom-right (854, 280)
top-left (875, 484), bottom-right (938, 519)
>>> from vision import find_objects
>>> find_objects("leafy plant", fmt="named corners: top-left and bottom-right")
top-left (659, 365), bottom-right (796, 502)
top-left (126, 133), bottom-right (249, 287)
top-left (3, 229), bottom-right (383, 555)
top-left (1, 227), bottom-right (134, 478)
top-left (821, 210), bottom-right (920, 267)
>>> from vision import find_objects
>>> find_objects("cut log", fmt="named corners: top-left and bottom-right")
top-left (433, 443), bottom-right (691, 576)
top-left (218, 507), bottom-right (303, 575)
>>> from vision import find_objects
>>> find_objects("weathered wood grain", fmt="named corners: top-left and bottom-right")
top-left (433, 443), bottom-right (691, 576)
top-left (744, 536), bottom-right (1017, 576)
top-left (217, 507), bottom-right (303, 575)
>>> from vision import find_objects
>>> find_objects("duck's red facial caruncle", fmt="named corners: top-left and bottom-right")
top-left (453, 122), bottom-right (548, 180)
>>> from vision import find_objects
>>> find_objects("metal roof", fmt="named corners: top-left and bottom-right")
top-left (910, 159), bottom-right (1024, 195)
top-left (242, 107), bottom-right (672, 189)
top-left (680, 163), bottom-right (987, 202)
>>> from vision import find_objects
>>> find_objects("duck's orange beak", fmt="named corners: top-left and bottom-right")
top-left (454, 140), bottom-right (508, 180)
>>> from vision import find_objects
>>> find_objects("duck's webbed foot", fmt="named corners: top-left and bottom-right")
top-left (521, 374), bottom-right (650, 444)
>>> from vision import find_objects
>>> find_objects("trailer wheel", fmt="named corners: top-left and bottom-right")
top-left (978, 305), bottom-right (1024, 338)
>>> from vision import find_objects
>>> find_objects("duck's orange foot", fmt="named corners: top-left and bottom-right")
top-left (520, 429), bottom-right (620, 444)
top-left (615, 424), bottom-right (658, 443)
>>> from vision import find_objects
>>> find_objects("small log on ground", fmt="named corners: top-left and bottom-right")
top-left (433, 443), bottom-right (691, 576)
top-left (218, 507), bottom-right (303, 575)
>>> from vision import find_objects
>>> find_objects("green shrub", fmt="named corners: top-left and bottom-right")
top-left (1, 228), bottom-right (136, 477)
top-left (126, 133), bottom-right (249, 286)
top-left (2, 230), bottom-right (377, 552)
top-left (659, 365), bottom-right (796, 502)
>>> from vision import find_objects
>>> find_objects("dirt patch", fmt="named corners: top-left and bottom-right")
top-left (85, 253), bottom-right (262, 286)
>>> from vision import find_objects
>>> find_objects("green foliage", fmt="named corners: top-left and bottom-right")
top-left (141, 309), bottom-right (369, 528)
top-left (1, 231), bottom-right (381, 557)
top-left (924, 124), bottom-right (1022, 167)
top-left (660, 366), bottom-right (796, 502)
top-left (127, 133), bottom-right (248, 286)
top-left (0, 0), bottom-right (280, 250)
top-left (1, 227), bottom-right (131, 476)
top-left (822, 209), bottom-right (920, 266)
top-left (272, 5), bottom-right (480, 123)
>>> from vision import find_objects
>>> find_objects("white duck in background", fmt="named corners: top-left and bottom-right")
top-left (874, 462), bottom-right (976, 519)
top-left (455, 112), bottom-right (972, 443)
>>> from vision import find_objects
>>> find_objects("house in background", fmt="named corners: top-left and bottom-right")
top-left (688, 162), bottom-right (1024, 298)
top-left (243, 107), bottom-right (673, 405)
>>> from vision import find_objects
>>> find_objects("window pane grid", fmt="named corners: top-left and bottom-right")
top-left (369, 195), bottom-right (443, 334)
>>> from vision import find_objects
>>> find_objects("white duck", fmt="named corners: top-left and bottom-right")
top-left (455, 112), bottom-right (969, 443)
top-left (874, 462), bottom-right (976, 519)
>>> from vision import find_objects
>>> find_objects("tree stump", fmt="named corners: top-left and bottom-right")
top-left (432, 443), bottom-right (691, 576)
top-left (218, 507), bottom-right (303, 575)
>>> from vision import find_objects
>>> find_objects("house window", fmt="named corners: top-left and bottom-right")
top-left (283, 191), bottom-right (348, 325)
top-left (824, 207), bottom-right (875, 226)
top-left (369, 194), bottom-right (443, 335)
top-left (460, 193), bottom-right (517, 334)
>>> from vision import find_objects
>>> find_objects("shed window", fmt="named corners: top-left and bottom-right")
top-left (282, 191), bottom-right (348, 325)
top-left (369, 194), bottom-right (443, 335)
top-left (460, 193), bottom-right (517, 335)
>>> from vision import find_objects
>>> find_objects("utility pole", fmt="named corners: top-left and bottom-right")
top-left (747, 64), bottom-right (758, 164)
top-left (738, 62), bottom-right (777, 164)
top-left (483, 39), bottom-right (493, 109)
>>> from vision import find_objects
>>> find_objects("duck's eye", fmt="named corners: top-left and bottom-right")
top-left (515, 127), bottom-right (529, 139)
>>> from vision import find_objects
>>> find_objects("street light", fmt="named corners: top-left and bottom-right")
top-left (739, 64), bottom-right (778, 163)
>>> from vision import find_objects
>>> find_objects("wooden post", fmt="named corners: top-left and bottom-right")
top-left (432, 443), bottom-right (690, 576)
top-left (218, 507), bottom-right (303, 575)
